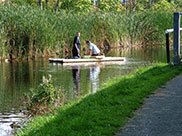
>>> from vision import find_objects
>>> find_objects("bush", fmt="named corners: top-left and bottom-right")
top-left (24, 75), bottom-right (64, 115)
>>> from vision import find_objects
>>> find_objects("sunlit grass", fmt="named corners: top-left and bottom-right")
top-left (16, 63), bottom-right (182, 136)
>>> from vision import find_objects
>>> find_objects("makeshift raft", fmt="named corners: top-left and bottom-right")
top-left (49, 57), bottom-right (125, 64)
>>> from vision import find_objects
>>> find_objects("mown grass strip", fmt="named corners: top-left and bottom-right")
top-left (17, 63), bottom-right (182, 136)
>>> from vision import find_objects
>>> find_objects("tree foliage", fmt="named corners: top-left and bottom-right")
top-left (9, 0), bottom-right (180, 12)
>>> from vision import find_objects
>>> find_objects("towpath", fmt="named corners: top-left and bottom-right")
top-left (116, 75), bottom-right (182, 136)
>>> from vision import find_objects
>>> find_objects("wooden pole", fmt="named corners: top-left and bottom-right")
top-left (173, 12), bottom-right (181, 64)
top-left (166, 33), bottom-right (170, 64)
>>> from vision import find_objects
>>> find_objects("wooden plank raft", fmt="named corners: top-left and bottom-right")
top-left (49, 57), bottom-right (125, 63)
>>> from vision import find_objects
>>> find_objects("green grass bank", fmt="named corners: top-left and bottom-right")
top-left (0, 3), bottom-right (173, 60)
top-left (17, 63), bottom-right (182, 136)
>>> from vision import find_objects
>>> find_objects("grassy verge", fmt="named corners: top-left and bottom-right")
top-left (16, 63), bottom-right (182, 136)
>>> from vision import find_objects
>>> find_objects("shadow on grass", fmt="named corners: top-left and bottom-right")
top-left (18, 64), bottom-right (182, 136)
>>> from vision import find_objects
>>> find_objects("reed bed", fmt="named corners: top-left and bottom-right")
top-left (0, 3), bottom-right (173, 60)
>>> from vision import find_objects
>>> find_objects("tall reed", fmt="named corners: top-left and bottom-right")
top-left (0, 3), bottom-right (173, 60)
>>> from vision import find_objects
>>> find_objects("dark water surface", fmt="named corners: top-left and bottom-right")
top-left (0, 47), bottom-right (168, 135)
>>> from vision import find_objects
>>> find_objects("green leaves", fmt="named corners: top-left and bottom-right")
top-left (60, 0), bottom-right (93, 12)
top-left (153, 0), bottom-right (177, 12)
top-left (23, 74), bottom-right (64, 115)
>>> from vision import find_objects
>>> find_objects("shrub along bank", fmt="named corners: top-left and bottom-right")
top-left (0, 3), bottom-right (173, 60)
top-left (16, 63), bottom-right (182, 136)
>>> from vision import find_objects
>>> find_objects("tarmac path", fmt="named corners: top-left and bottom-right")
top-left (116, 75), bottom-right (182, 136)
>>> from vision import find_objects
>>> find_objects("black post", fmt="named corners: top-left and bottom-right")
top-left (166, 33), bottom-right (170, 64)
top-left (173, 12), bottom-right (180, 64)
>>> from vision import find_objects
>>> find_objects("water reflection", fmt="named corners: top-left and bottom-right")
top-left (89, 65), bottom-right (100, 93)
top-left (72, 65), bottom-right (80, 96)
top-left (0, 60), bottom-right (48, 136)
top-left (71, 64), bottom-right (101, 96)
top-left (0, 47), bottom-right (168, 135)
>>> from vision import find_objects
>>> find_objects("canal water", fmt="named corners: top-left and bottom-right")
top-left (0, 47), bottom-right (168, 135)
